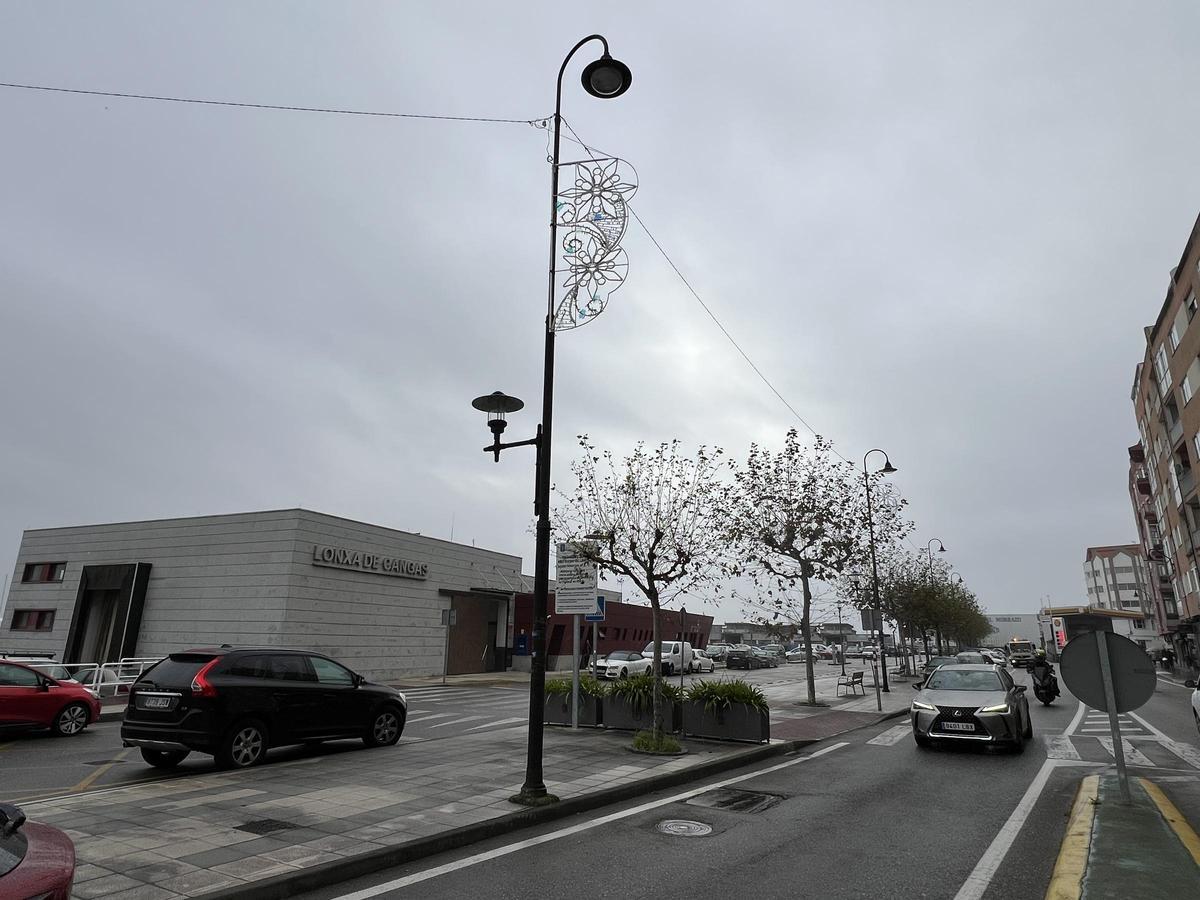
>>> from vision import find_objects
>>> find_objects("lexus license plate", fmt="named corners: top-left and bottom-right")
top-left (141, 696), bottom-right (173, 710)
top-left (941, 721), bottom-right (974, 732)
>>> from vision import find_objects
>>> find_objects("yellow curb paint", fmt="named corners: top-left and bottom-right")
top-left (69, 748), bottom-right (131, 793)
top-left (1045, 775), bottom-right (1099, 900)
top-left (1139, 778), bottom-right (1200, 867)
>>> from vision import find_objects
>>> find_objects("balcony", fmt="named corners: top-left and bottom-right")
top-left (1180, 467), bottom-right (1197, 499)
top-left (1137, 476), bottom-right (1151, 495)
top-left (1144, 508), bottom-right (1159, 523)
top-left (1170, 418), bottom-right (1184, 446)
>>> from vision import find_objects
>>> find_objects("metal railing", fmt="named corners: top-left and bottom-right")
top-left (25, 656), bottom-right (162, 698)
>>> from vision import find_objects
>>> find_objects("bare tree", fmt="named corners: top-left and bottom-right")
top-left (555, 437), bottom-right (731, 740)
top-left (726, 431), bottom-right (911, 705)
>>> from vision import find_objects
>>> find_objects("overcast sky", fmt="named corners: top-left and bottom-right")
top-left (3, 2), bottom-right (1199, 626)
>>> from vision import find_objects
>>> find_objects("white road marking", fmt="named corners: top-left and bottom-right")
top-left (953, 759), bottom-right (1090, 900)
top-left (465, 717), bottom-right (528, 731)
top-left (427, 716), bottom-right (486, 729)
top-left (405, 714), bottom-right (455, 725)
top-left (1066, 701), bottom-right (1087, 735)
top-left (1126, 711), bottom-right (1200, 769)
top-left (1097, 738), bottom-right (1155, 766)
top-left (866, 725), bottom-right (911, 746)
top-left (1044, 735), bottom-right (1081, 760)
top-left (330, 742), bottom-right (851, 899)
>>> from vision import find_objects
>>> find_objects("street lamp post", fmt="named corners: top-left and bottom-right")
top-left (862, 449), bottom-right (897, 692)
top-left (924, 539), bottom-right (947, 652)
top-left (471, 36), bottom-right (632, 808)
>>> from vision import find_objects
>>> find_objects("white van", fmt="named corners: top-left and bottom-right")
top-left (642, 641), bottom-right (694, 676)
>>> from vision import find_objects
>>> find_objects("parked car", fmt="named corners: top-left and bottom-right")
top-left (602, 650), bottom-right (652, 679)
top-left (120, 648), bottom-right (408, 770)
top-left (979, 649), bottom-right (1008, 667)
top-left (726, 645), bottom-right (767, 669)
top-left (705, 643), bottom-right (731, 662)
top-left (691, 649), bottom-right (716, 673)
top-left (2, 658), bottom-right (88, 687)
top-left (910, 664), bottom-right (1032, 751)
top-left (1189, 677), bottom-right (1199, 734)
top-left (0, 660), bottom-right (102, 737)
top-left (785, 647), bottom-right (810, 664)
top-left (0, 803), bottom-right (75, 900)
top-left (955, 651), bottom-right (992, 666)
top-left (642, 641), bottom-right (694, 676)
top-left (761, 644), bottom-right (788, 662)
top-left (751, 646), bottom-right (780, 668)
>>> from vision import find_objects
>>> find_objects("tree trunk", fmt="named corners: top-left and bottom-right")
top-left (800, 571), bottom-right (816, 705)
top-left (649, 592), bottom-right (663, 739)
top-left (936, 626), bottom-right (944, 655)
top-left (922, 629), bottom-right (931, 662)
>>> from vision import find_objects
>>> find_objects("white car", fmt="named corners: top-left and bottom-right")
top-left (603, 650), bottom-right (652, 679)
top-left (691, 649), bottom-right (716, 673)
top-left (785, 647), bottom-right (809, 664)
top-left (1190, 678), bottom-right (1199, 735)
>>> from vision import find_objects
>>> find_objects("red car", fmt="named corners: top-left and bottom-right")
top-left (0, 804), bottom-right (75, 900)
top-left (0, 659), bottom-right (102, 737)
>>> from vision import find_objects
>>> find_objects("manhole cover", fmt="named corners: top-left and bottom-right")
top-left (235, 819), bottom-right (301, 835)
top-left (686, 788), bottom-right (784, 814)
top-left (656, 819), bottom-right (712, 837)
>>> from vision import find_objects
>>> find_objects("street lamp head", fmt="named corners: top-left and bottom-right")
top-left (937, 542), bottom-right (947, 553)
top-left (581, 54), bottom-right (633, 98)
top-left (472, 391), bottom-right (524, 461)
top-left (881, 460), bottom-right (898, 475)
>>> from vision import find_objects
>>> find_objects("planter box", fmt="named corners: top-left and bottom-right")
top-left (604, 696), bottom-right (680, 733)
top-left (544, 693), bottom-right (603, 727)
top-left (682, 700), bottom-right (770, 743)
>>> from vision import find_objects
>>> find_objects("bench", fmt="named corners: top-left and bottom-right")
top-left (837, 671), bottom-right (865, 696)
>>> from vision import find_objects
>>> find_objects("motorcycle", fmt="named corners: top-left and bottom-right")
top-left (1031, 666), bottom-right (1060, 705)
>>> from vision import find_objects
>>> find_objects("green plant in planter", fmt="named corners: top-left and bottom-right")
top-left (609, 673), bottom-right (681, 711)
top-left (545, 675), bottom-right (609, 698)
top-left (632, 729), bottom-right (681, 754)
top-left (685, 678), bottom-right (768, 713)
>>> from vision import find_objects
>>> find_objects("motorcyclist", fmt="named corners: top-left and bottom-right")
top-left (1030, 649), bottom-right (1058, 695)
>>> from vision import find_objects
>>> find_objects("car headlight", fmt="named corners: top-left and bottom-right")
top-left (978, 703), bottom-right (1009, 714)
top-left (911, 700), bottom-right (936, 712)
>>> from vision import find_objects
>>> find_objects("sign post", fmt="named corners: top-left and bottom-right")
top-left (556, 543), bottom-right (599, 729)
top-left (585, 596), bottom-right (606, 680)
top-left (1060, 629), bottom-right (1157, 806)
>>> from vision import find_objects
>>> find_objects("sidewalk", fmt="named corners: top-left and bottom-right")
top-left (1047, 774), bottom-right (1200, 899)
top-left (765, 667), bottom-right (914, 742)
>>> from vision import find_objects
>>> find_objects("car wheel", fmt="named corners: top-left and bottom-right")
top-left (51, 702), bottom-right (90, 737)
top-left (364, 706), bottom-right (405, 747)
top-left (216, 720), bottom-right (269, 769)
top-left (141, 748), bottom-right (189, 769)
top-left (620, 668), bottom-right (628, 678)
top-left (1022, 713), bottom-right (1033, 740)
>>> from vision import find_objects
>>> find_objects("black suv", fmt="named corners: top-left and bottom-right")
top-left (120, 647), bottom-right (408, 770)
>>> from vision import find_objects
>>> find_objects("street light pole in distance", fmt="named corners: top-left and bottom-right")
top-left (862, 449), bottom-right (897, 692)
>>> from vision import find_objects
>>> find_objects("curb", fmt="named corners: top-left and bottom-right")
top-left (194, 709), bottom-right (908, 900)
top-left (193, 739), bottom-right (801, 900)
top-left (99, 707), bottom-right (126, 722)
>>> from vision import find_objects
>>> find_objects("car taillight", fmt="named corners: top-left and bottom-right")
top-left (191, 659), bottom-right (220, 697)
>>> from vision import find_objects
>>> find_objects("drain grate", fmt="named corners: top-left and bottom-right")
top-left (686, 788), bottom-right (784, 814)
top-left (656, 819), bottom-right (713, 837)
top-left (235, 819), bottom-right (301, 835)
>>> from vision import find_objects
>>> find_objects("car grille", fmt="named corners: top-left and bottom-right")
top-left (932, 705), bottom-right (983, 734)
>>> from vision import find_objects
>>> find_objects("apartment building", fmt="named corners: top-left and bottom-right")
top-left (1130, 211), bottom-right (1200, 669)
top-left (1081, 545), bottom-right (1157, 647)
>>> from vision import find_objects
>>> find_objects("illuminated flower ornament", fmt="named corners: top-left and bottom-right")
top-left (552, 157), bottom-right (638, 331)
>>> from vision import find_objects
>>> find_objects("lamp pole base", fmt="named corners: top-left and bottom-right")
top-left (509, 789), bottom-right (561, 807)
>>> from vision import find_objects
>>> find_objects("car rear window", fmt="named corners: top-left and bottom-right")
top-left (140, 654), bottom-right (216, 688)
top-left (926, 669), bottom-right (1004, 691)
top-left (0, 830), bottom-right (28, 878)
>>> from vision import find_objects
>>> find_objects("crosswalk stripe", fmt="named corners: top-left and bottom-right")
top-left (1045, 735), bottom-right (1081, 760)
top-left (428, 716), bottom-right (486, 729)
top-left (406, 713), bottom-right (455, 724)
top-left (867, 725), bottom-right (911, 746)
top-left (1160, 739), bottom-right (1200, 769)
top-left (1098, 738), bottom-right (1156, 766)
top-left (465, 717), bottom-right (528, 731)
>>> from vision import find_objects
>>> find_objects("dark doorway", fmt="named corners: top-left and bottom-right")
top-left (64, 564), bottom-right (151, 663)
top-left (446, 595), bottom-right (503, 675)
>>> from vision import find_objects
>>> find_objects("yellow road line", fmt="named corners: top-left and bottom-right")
top-left (1045, 774), bottom-right (1099, 900)
top-left (1139, 777), bottom-right (1200, 867)
top-left (68, 748), bottom-right (131, 793)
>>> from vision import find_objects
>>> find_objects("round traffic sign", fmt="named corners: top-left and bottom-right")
top-left (1059, 631), bottom-right (1157, 713)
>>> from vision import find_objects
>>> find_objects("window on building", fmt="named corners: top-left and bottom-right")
top-left (10, 609), bottom-right (55, 631)
top-left (20, 562), bottom-right (66, 584)
top-left (1184, 357), bottom-right (1200, 404)
top-left (1189, 291), bottom-right (1198, 322)
top-left (1165, 596), bottom-right (1179, 617)
top-left (1155, 345), bottom-right (1172, 395)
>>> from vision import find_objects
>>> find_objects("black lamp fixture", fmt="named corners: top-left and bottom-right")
top-left (471, 391), bottom-right (527, 462)
top-left (581, 54), bottom-right (633, 98)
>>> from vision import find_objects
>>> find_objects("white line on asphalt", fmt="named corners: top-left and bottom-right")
top-left (1155, 675), bottom-right (1190, 688)
top-left (330, 742), bottom-right (851, 900)
top-left (1097, 738), bottom-right (1155, 767)
top-left (405, 714), bottom-right (456, 725)
top-left (866, 725), bottom-right (911, 747)
top-left (427, 716), bottom-right (486, 729)
top-left (1125, 711), bottom-right (1200, 769)
top-left (465, 718), bottom-right (528, 732)
top-left (1066, 701), bottom-right (1087, 736)
top-left (1044, 735), bottom-right (1081, 761)
top-left (952, 759), bottom-right (1073, 900)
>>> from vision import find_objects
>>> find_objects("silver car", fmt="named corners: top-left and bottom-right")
top-left (910, 664), bottom-right (1032, 752)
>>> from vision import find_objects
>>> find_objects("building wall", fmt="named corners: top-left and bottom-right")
top-left (4, 509), bottom-right (523, 682)
top-left (1082, 545), bottom-right (1157, 645)
top-left (980, 614), bottom-right (1045, 648)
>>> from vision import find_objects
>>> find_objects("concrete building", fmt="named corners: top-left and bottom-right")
top-left (2, 509), bottom-right (524, 681)
top-left (980, 613), bottom-right (1048, 649)
top-left (1130, 210), bottom-right (1200, 669)
top-left (1082, 545), bottom-right (1157, 647)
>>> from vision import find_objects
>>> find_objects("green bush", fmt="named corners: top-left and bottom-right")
top-left (632, 729), bottom-right (682, 754)
top-left (685, 678), bottom-right (769, 713)
top-left (608, 672), bottom-right (682, 710)
top-left (545, 675), bottom-right (609, 698)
